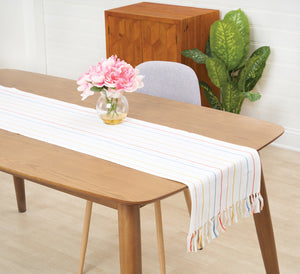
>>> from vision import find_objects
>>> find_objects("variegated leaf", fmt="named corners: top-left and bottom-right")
top-left (206, 57), bottom-right (230, 88)
top-left (238, 46), bottom-right (270, 92)
top-left (181, 49), bottom-right (207, 64)
top-left (224, 9), bottom-right (250, 66)
top-left (221, 81), bottom-right (243, 113)
top-left (199, 81), bottom-right (222, 110)
top-left (210, 20), bottom-right (244, 71)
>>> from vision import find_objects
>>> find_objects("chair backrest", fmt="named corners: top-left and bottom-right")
top-left (136, 61), bottom-right (201, 105)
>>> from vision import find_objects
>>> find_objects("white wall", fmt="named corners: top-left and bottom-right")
top-left (0, 0), bottom-right (299, 151)
top-left (0, 0), bottom-right (46, 73)
top-left (0, 0), bottom-right (27, 70)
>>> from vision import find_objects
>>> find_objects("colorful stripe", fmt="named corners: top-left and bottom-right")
top-left (0, 86), bottom-right (263, 251)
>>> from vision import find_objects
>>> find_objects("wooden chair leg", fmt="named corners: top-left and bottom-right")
top-left (154, 201), bottom-right (166, 274)
top-left (13, 176), bottom-right (26, 212)
top-left (78, 200), bottom-right (93, 274)
top-left (183, 188), bottom-right (191, 216)
top-left (253, 168), bottom-right (279, 274)
top-left (77, 196), bottom-right (185, 274)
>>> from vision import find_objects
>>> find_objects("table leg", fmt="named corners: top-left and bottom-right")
top-left (253, 168), bottom-right (279, 274)
top-left (13, 176), bottom-right (26, 212)
top-left (154, 201), bottom-right (166, 274)
top-left (78, 200), bottom-right (93, 274)
top-left (118, 204), bottom-right (142, 274)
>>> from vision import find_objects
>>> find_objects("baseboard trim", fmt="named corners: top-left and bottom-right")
top-left (272, 127), bottom-right (300, 152)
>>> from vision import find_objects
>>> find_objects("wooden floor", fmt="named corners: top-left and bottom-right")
top-left (0, 145), bottom-right (299, 274)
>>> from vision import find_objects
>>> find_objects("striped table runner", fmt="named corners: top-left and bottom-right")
top-left (0, 85), bottom-right (263, 251)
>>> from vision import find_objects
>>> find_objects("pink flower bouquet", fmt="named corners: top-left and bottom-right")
top-left (77, 55), bottom-right (144, 125)
top-left (77, 55), bottom-right (144, 100)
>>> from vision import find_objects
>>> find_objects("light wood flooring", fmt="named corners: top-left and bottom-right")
top-left (0, 145), bottom-right (299, 274)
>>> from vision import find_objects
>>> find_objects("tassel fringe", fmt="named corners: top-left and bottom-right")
top-left (187, 193), bottom-right (264, 252)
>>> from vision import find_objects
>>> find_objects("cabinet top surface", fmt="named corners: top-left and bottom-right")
top-left (105, 2), bottom-right (218, 20)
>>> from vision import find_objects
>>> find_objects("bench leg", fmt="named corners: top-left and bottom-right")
top-left (253, 169), bottom-right (279, 274)
top-left (78, 200), bottom-right (93, 274)
top-left (154, 201), bottom-right (166, 274)
top-left (13, 176), bottom-right (26, 213)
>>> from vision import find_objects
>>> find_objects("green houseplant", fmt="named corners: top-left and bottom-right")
top-left (182, 9), bottom-right (270, 114)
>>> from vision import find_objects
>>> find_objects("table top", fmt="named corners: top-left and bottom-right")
top-left (0, 69), bottom-right (284, 207)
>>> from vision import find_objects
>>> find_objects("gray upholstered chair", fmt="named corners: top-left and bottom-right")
top-left (136, 61), bottom-right (201, 105)
top-left (79, 61), bottom-right (201, 274)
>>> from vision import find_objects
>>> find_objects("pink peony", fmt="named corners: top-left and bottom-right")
top-left (77, 55), bottom-right (144, 100)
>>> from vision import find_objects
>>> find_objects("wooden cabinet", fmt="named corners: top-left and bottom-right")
top-left (105, 2), bottom-right (219, 106)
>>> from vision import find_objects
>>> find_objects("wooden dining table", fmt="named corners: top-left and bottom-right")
top-left (0, 69), bottom-right (283, 273)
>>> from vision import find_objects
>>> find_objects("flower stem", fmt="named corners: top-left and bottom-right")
top-left (104, 91), bottom-right (118, 117)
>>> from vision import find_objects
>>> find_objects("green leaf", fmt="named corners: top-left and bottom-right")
top-left (90, 86), bottom-right (104, 92)
top-left (236, 97), bottom-right (245, 114)
top-left (205, 37), bottom-right (212, 57)
top-left (250, 46), bottom-right (271, 59)
top-left (238, 46), bottom-right (270, 92)
top-left (206, 57), bottom-right (230, 88)
top-left (181, 49), bottom-right (207, 64)
top-left (221, 81), bottom-right (243, 113)
top-left (199, 81), bottom-right (222, 110)
top-left (210, 19), bottom-right (244, 71)
top-left (224, 9), bottom-right (250, 65)
top-left (242, 91), bottom-right (261, 102)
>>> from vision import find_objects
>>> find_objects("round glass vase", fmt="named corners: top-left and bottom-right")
top-left (96, 92), bottom-right (129, 125)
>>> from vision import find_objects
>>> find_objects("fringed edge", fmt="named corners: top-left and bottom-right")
top-left (187, 192), bottom-right (264, 252)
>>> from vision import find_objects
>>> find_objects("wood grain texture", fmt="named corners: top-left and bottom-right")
top-left (142, 20), bottom-right (178, 63)
top-left (254, 168), bottom-right (280, 274)
top-left (105, 2), bottom-right (219, 107)
top-left (0, 69), bottom-right (284, 207)
top-left (181, 11), bottom-right (220, 106)
top-left (78, 200), bottom-right (93, 274)
top-left (1, 146), bottom-right (298, 273)
top-left (154, 201), bottom-right (166, 274)
top-left (118, 204), bottom-right (142, 274)
top-left (105, 2), bottom-right (218, 21)
top-left (106, 15), bottom-right (142, 66)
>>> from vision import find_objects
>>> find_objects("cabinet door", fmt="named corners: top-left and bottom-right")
top-left (106, 16), bottom-right (142, 66)
top-left (142, 21), bottom-right (178, 62)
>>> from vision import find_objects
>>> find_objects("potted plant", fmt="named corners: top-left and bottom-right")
top-left (182, 9), bottom-right (270, 114)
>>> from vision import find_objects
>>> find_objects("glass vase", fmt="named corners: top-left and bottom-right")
top-left (96, 92), bottom-right (129, 125)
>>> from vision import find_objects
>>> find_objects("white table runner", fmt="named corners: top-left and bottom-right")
top-left (0, 85), bottom-right (263, 251)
